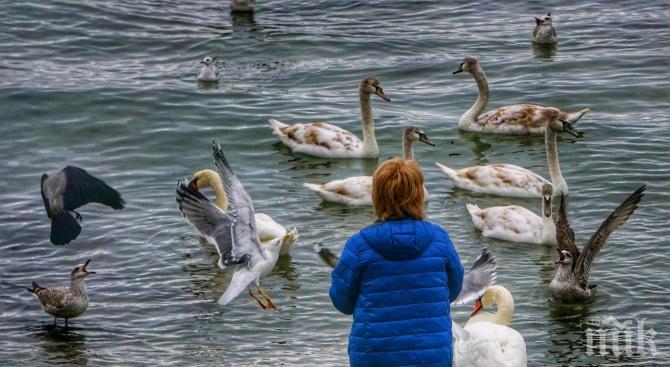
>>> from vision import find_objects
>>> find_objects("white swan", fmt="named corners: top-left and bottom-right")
top-left (436, 116), bottom-right (578, 197)
top-left (268, 77), bottom-right (390, 158)
top-left (453, 285), bottom-right (527, 367)
top-left (197, 56), bottom-right (220, 82)
top-left (187, 169), bottom-right (298, 255)
top-left (533, 13), bottom-right (557, 44)
top-left (303, 127), bottom-right (434, 205)
top-left (466, 184), bottom-right (556, 245)
top-left (454, 57), bottom-right (588, 134)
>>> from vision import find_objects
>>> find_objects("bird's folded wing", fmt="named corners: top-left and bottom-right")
top-left (452, 248), bottom-right (497, 306)
top-left (176, 181), bottom-right (236, 266)
top-left (37, 287), bottom-right (66, 310)
top-left (555, 195), bottom-right (579, 257)
top-left (62, 166), bottom-right (125, 211)
top-left (212, 142), bottom-right (263, 260)
top-left (576, 185), bottom-right (645, 285)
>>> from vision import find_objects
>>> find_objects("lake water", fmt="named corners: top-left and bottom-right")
top-left (1, 0), bottom-right (669, 365)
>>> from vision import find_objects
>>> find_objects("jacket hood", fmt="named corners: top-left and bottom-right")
top-left (360, 219), bottom-right (434, 260)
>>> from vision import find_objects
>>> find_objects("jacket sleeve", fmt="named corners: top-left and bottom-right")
top-left (441, 229), bottom-right (464, 303)
top-left (329, 235), bottom-right (362, 315)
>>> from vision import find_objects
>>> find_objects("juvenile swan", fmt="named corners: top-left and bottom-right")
top-left (466, 184), bottom-right (556, 245)
top-left (533, 13), bottom-right (557, 44)
top-left (269, 77), bottom-right (390, 158)
top-left (197, 56), bottom-right (220, 82)
top-left (453, 57), bottom-right (588, 134)
top-left (26, 259), bottom-right (96, 328)
top-left (436, 117), bottom-right (578, 197)
top-left (549, 186), bottom-right (646, 303)
top-left (302, 127), bottom-right (434, 205)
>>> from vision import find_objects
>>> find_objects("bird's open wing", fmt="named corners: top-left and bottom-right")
top-left (575, 185), bottom-right (645, 286)
top-left (212, 142), bottom-right (262, 261)
top-left (555, 195), bottom-right (579, 257)
top-left (61, 166), bottom-right (125, 211)
top-left (452, 248), bottom-right (497, 306)
top-left (176, 181), bottom-right (235, 269)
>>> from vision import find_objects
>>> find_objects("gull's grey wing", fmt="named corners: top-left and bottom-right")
top-left (452, 248), bottom-right (497, 306)
top-left (212, 141), bottom-right (262, 261)
top-left (575, 185), bottom-right (645, 286)
top-left (60, 166), bottom-right (125, 211)
top-left (35, 286), bottom-right (67, 313)
top-left (555, 195), bottom-right (579, 258)
top-left (314, 243), bottom-right (339, 268)
top-left (176, 181), bottom-right (235, 269)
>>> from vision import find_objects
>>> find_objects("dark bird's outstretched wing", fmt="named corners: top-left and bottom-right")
top-left (555, 195), bottom-right (579, 258)
top-left (176, 181), bottom-right (235, 269)
top-left (61, 166), bottom-right (125, 211)
top-left (452, 248), bottom-right (497, 306)
top-left (212, 142), bottom-right (262, 262)
top-left (575, 185), bottom-right (646, 286)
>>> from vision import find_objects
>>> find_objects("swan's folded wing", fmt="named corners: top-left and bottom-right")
top-left (452, 248), bottom-right (497, 305)
top-left (555, 195), bottom-right (579, 257)
top-left (212, 141), bottom-right (263, 260)
top-left (61, 166), bottom-right (125, 211)
top-left (176, 181), bottom-right (235, 267)
top-left (576, 185), bottom-right (645, 285)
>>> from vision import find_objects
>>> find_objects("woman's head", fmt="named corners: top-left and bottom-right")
top-left (372, 158), bottom-right (425, 221)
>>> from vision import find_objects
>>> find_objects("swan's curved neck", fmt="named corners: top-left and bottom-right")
top-left (493, 294), bottom-right (514, 326)
top-left (402, 136), bottom-right (414, 160)
top-left (545, 129), bottom-right (568, 195)
top-left (200, 171), bottom-right (229, 211)
top-left (359, 91), bottom-right (378, 155)
top-left (541, 210), bottom-right (556, 244)
top-left (459, 66), bottom-right (489, 128)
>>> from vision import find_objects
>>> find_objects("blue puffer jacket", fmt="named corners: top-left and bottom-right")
top-left (330, 218), bottom-right (464, 367)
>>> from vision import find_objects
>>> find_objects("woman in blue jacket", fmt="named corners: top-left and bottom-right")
top-left (330, 158), bottom-right (464, 366)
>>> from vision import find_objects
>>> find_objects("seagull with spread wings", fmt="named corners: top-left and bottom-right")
top-left (177, 142), bottom-right (289, 309)
top-left (549, 185), bottom-right (646, 303)
top-left (41, 166), bottom-right (125, 245)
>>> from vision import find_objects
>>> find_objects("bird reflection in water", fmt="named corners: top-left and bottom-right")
top-left (533, 42), bottom-right (557, 60)
top-left (32, 325), bottom-right (88, 365)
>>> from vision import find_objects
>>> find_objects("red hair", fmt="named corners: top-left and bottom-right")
top-left (372, 158), bottom-right (425, 221)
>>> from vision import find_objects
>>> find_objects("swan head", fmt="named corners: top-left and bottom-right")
top-left (360, 77), bottom-right (390, 102)
top-left (535, 13), bottom-right (553, 26)
top-left (200, 56), bottom-right (215, 66)
top-left (404, 127), bottom-right (435, 146)
top-left (542, 184), bottom-right (553, 218)
top-left (190, 169), bottom-right (220, 190)
top-left (549, 118), bottom-right (579, 137)
top-left (471, 285), bottom-right (514, 318)
top-left (71, 259), bottom-right (96, 279)
top-left (453, 57), bottom-right (479, 75)
top-left (555, 249), bottom-right (574, 266)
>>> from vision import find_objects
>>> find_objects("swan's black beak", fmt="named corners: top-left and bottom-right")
top-left (375, 87), bottom-right (390, 102)
top-left (559, 119), bottom-right (579, 137)
top-left (543, 196), bottom-right (552, 218)
top-left (453, 63), bottom-right (464, 74)
top-left (418, 133), bottom-right (435, 146)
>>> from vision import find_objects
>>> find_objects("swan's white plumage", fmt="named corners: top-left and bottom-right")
top-left (436, 162), bottom-right (549, 197)
top-left (303, 177), bottom-right (372, 206)
top-left (454, 321), bottom-right (527, 367)
top-left (466, 204), bottom-right (556, 245)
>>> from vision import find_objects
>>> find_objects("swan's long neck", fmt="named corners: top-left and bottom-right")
top-left (459, 66), bottom-right (489, 128)
top-left (493, 293), bottom-right (514, 326)
top-left (546, 129), bottom-right (568, 195)
top-left (402, 135), bottom-right (414, 160)
top-left (541, 210), bottom-right (556, 244)
top-left (359, 91), bottom-right (379, 156)
top-left (202, 172), bottom-right (229, 211)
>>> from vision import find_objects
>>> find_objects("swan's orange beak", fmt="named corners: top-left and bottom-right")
top-left (189, 178), bottom-right (199, 191)
top-left (471, 298), bottom-right (483, 317)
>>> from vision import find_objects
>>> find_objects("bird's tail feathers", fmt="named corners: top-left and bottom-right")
top-left (566, 108), bottom-right (590, 124)
top-left (435, 162), bottom-right (459, 181)
top-left (465, 203), bottom-right (484, 229)
top-left (50, 211), bottom-right (82, 246)
top-left (268, 118), bottom-right (288, 134)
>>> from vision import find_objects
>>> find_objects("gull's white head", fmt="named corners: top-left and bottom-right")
top-left (535, 13), bottom-right (553, 26)
top-left (201, 56), bottom-right (215, 66)
top-left (555, 249), bottom-right (574, 266)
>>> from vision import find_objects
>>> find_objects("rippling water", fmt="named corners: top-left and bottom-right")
top-left (1, 0), bottom-right (669, 365)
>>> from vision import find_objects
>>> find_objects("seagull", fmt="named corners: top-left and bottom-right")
top-left (197, 56), bottom-right (220, 82)
top-left (177, 142), bottom-right (287, 309)
top-left (549, 185), bottom-right (646, 303)
top-left (41, 166), bottom-right (125, 246)
top-left (26, 259), bottom-right (96, 328)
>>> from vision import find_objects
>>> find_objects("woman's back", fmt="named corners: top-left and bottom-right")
top-left (330, 218), bottom-right (463, 366)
